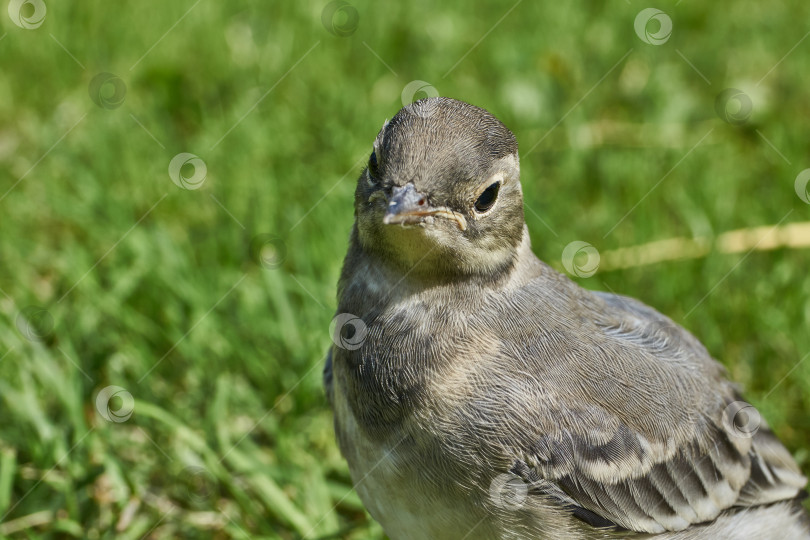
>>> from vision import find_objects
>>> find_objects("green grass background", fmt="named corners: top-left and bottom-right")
top-left (1, 0), bottom-right (809, 538)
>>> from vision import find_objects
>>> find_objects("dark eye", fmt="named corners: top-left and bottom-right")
top-left (368, 150), bottom-right (379, 181)
top-left (474, 182), bottom-right (500, 213)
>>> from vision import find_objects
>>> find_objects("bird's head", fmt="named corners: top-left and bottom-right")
top-left (354, 97), bottom-right (525, 282)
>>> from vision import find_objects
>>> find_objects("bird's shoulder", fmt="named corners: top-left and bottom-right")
top-left (428, 271), bottom-right (807, 534)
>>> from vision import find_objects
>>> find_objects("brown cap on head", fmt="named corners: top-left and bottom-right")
top-left (376, 98), bottom-right (518, 190)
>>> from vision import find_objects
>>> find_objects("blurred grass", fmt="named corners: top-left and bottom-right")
top-left (0, 0), bottom-right (809, 538)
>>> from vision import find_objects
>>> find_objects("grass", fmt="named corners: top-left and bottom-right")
top-left (1, 0), bottom-right (809, 538)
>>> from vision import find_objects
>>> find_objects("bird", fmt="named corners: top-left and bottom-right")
top-left (323, 97), bottom-right (809, 539)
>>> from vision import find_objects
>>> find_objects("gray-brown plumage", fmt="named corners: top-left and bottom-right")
top-left (324, 97), bottom-right (809, 539)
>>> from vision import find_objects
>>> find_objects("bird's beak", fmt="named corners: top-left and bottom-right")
top-left (382, 183), bottom-right (467, 231)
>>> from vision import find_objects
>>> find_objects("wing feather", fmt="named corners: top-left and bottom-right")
top-left (506, 290), bottom-right (807, 534)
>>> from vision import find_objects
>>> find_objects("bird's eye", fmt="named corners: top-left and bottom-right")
top-left (367, 150), bottom-right (379, 182)
top-left (474, 182), bottom-right (500, 213)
